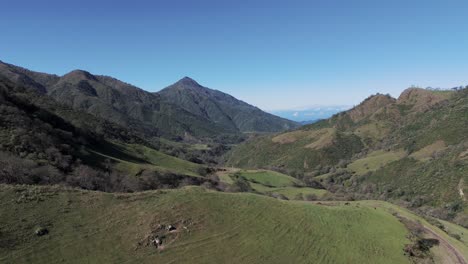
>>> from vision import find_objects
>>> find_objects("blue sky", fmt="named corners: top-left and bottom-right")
top-left (2, 0), bottom-right (468, 110)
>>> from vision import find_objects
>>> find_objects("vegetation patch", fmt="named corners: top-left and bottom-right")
top-left (304, 128), bottom-right (336, 150)
top-left (348, 150), bottom-right (406, 175)
top-left (271, 130), bottom-right (310, 144)
top-left (409, 140), bottom-right (447, 162)
top-left (354, 121), bottom-right (390, 141)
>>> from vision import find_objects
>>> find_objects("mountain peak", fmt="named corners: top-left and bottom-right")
top-left (62, 70), bottom-right (97, 82)
top-left (347, 93), bottom-right (395, 122)
top-left (176, 76), bottom-right (201, 87)
top-left (397, 87), bottom-right (453, 111)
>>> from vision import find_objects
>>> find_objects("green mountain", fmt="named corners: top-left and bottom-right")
top-left (159, 77), bottom-right (298, 133)
top-left (0, 75), bottom-right (211, 191)
top-left (227, 87), bottom-right (468, 220)
top-left (0, 61), bottom-right (297, 142)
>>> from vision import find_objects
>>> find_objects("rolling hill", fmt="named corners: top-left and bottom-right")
top-left (2, 184), bottom-right (467, 263)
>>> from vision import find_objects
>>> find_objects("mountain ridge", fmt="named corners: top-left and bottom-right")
top-left (0, 60), bottom-right (298, 141)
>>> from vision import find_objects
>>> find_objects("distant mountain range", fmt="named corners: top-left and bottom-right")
top-left (270, 106), bottom-right (351, 122)
top-left (0, 61), bottom-right (298, 142)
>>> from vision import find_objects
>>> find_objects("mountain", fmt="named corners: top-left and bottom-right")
top-left (299, 119), bottom-right (320, 125)
top-left (227, 88), bottom-right (468, 220)
top-left (0, 61), bottom-right (298, 142)
top-left (0, 75), bottom-right (212, 191)
top-left (0, 61), bottom-right (229, 141)
top-left (158, 77), bottom-right (299, 133)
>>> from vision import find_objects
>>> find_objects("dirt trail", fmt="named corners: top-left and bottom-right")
top-left (422, 225), bottom-right (467, 264)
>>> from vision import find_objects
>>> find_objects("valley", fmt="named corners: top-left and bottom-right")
top-left (0, 61), bottom-right (467, 263)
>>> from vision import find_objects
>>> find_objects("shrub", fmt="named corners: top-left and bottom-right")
top-left (454, 214), bottom-right (468, 228)
top-left (228, 177), bottom-right (252, 192)
top-left (305, 194), bottom-right (318, 201)
top-left (294, 193), bottom-right (304, 200)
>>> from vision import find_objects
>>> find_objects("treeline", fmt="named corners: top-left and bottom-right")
top-left (0, 151), bottom-right (216, 192)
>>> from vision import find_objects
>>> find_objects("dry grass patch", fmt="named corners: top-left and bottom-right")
top-left (272, 130), bottom-right (310, 144)
top-left (410, 140), bottom-right (447, 162)
top-left (348, 150), bottom-right (407, 175)
top-left (355, 122), bottom-right (390, 141)
top-left (304, 128), bottom-right (336, 150)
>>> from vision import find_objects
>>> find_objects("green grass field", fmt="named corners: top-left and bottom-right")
top-left (0, 184), bottom-right (415, 264)
top-left (347, 150), bottom-right (406, 175)
top-left (237, 170), bottom-right (301, 187)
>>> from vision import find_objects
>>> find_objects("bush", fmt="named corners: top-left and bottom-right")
top-left (454, 214), bottom-right (468, 228)
top-left (305, 194), bottom-right (318, 201)
top-left (294, 193), bottom-right (304, 201)
top-left (270, 193), bottom-right (289, 200)
top-left (228, 177), bottom-right (252, 192)
top-left (449, 233), bottom-right (462, 241)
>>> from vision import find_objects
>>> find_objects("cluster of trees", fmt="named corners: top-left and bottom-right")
top-left (158, 142), bottom-right (231, 165)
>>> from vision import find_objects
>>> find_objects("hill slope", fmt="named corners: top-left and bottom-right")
top-left (0, 184), bottom-right (432, 264)
top-left (227, 88), bottom-right (468, 214)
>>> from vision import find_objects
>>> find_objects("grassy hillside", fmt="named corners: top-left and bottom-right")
top-left (0, 184), bottom-right (420, 264)
top-left (347, 149), bottom-right (407, 175)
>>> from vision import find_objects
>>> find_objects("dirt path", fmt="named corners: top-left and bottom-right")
top-left (422, 225), bottom-right (467, 264)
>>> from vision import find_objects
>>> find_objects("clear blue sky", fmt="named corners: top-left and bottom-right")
top-left (2, 0), bottom-right (468, 110)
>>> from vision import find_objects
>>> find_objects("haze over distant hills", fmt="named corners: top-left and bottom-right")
top-left (270, 105), bottom-right (351, 122)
